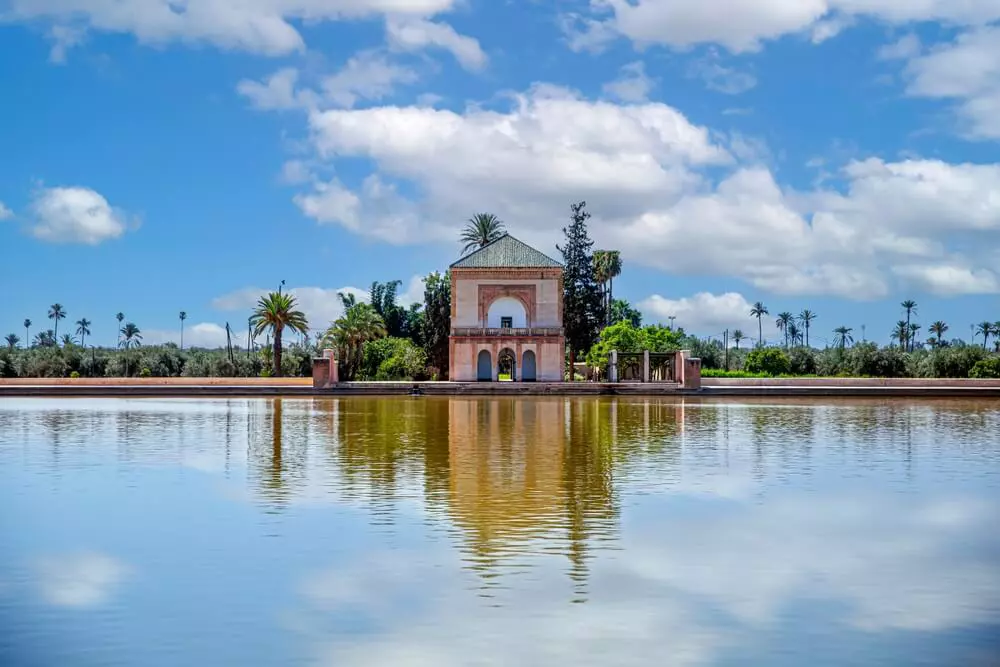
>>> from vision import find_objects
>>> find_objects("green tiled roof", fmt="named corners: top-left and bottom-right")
top-left (451, 234), bottom-right (563, 269)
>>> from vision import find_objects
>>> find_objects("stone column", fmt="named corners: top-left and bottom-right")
top-left (683, 356), bottom-right (702, 390)
top-left (609, 350), bottom-right (618, 383)
top-left (642, 350), bottom-right (650, 383)
top-left (312, 348), bottom-right (337, 388)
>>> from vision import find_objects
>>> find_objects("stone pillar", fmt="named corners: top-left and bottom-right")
top-left (609, 350), bottom-right (618, 383)
top-left (682, 354), bottom-right (701, 390)
top-left (325, 348), bottom-right (339, 384)
top-left (642, 350), bottom-right (650, 383)
top-left (312, 350), bottom-right (335, 389)
top-left (675, 350), bottom-right (686, 385)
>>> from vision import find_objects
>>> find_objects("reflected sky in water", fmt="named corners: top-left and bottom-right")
top-left (1, 397), bottom-right (998, 666)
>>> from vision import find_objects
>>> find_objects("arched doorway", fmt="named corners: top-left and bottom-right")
top-left (477, 350), bottom-right (492, 381)
top-left (497, 348), bottom-right (516, 381)
top-left (522, 350), bottom-right (537, 382)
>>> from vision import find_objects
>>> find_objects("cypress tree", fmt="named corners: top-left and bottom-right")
top-left (558, 201), bottom-right (604, 378)
top-left (422, 271), bottom-right (451, 379)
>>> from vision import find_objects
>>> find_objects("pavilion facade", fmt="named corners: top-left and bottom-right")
top-left (449, 234), bottom-right (565, 382)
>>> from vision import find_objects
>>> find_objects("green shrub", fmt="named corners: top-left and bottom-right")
top-left (969, 357), bottom-right (1000, 378)
top-left (743, 348), bottom-right (791, 376)
top-left (846, 342), bottom-right (909, 378)
top-left (139, 367), bottom-right (152, 378)
top-left (788, 347), bottom-right (818, 375)
top-left (69, 370), bottom-right (81, 379)
top-left (918, 345), bottom-right (989, 378)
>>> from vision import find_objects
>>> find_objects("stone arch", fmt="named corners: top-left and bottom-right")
top-left (477, 349), bottom-right (492, 382)
top-left (478, 285), bottom-right (536, 326)
top-left (521, 349), bottom-right (537, 382)
top-left (487, 297), bottom-right (528, 328)
top-left (497, 347), bottom-right (516, 381)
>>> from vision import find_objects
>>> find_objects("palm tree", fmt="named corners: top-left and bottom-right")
top-left (787, 322), bottom-right (803, 346)
top-left (833, 326), bottom-right (853, 350)
top-left (34, 330), bottom-right (56, 348)
top-left (593, 250), bottom-right (622, 325)
top-left (48, 303), bottom-right (66, 342)
top-left (908, 323), bottom-right (921, 350)
top-left (776, 312), bottom-right (793, 348)
top-left (4, 334), bottom-right (19, 350)
top-left (250, 291), bottom-right (309, 377)
top-left (119, 322), bottom-right (142, 376)
top-left (928, 321), bottom-right (948, 347)
top-left (322, 303), bottom-right (386, 380)
top-left (179, 311), bottom-right (187, 349)
top-left (901, 300), bottom-right (917, 351)
top-left (459, 213), bottom-right (505, 254)
top-left (23, 319), bottom-right (31, 345)
top-left (75, 318), bottom-right (91, 347)
top-left (337, 291), bottom-right (358, 311)
top-left (798, 310), bottom-right (816, 348)
top-left (892, 320), bottom-right (908, 348)
top-left (732, 329), bottom-right (745, 350)
top-left (976, 321), bottom-right (994, 350)
top-left (116, 312), bottom-right (125, 346)
top-left (750, 302), bottom-right (768, 347)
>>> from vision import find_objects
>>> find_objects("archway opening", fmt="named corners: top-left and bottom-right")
top-left (487, 297), bottom-right (528, 329)
top-left (477, 349), bottom-right (492, 382)
top-left (497, 348), bottom-right (516, 381)
top-left (522, 350), bottom-right (537, 382)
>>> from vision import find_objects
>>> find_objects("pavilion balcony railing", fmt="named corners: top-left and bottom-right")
top-left (451, 327), bottom-right (564, 337)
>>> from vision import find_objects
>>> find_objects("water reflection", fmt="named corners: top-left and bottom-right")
top-left (1, 397), bottom-right (998, 666)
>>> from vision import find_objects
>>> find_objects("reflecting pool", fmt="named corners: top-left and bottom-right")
top-left (1, 397), bottom-right (999, 666)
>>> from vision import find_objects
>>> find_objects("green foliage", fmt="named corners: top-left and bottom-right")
top-left (370, 280), bottom-right (422, 340)
top-left (969, 357), bottom-right (1000, 378)
top-left (322, 303), bottom-right (387, 381)
top-left (422, 271), bottom-right (451, 379)
top-left (845, 342), bottom-right (908, 378)
top-left (139, 367), bottom-right (152, 377)
top-left (361, 337), bottom-right (428, 380)
top-left (585, 321), bottom-right (685, 366)
top-left (918, 344), bottom-right (989, 378)
top-left (608, 298), bottom-right (641, 327)
top-left (788, 346), bottom-right (818, 375)
top-left (460, 213), bottom-right (506, 254)
top-left (69, 370), bottom-right (81, 379)
top-left (702, 369), bottom-right (777, 378)
top-left (559, 201), bottom-right (604, 362)
top-left (743, 347), bottom-right (791, 376)
top-left (250, 290), bottom-right (309, 377)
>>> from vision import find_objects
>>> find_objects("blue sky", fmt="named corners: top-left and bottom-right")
top-left (1, 0), bottom-right (998, 349)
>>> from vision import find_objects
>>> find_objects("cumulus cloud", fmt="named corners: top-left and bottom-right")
top-left (385, 16), bottom-right (487, 71)
top-left (142, 322), bottom-right (249, 349)
top-left (639, 292), bottom-right (779, 339)
top-left (28, 186), bottom-right (135, 244)
top-left (687, 50), bottom-right (757, 94)
top-left (237, 68), bottom-right (318, 111)
top-left (6, 0), bottom-right (460, 57)
top-left (574, 0), bottom-right (1000, 53)
top-left (901, 25), bottom-right (1000, 140)
top-left (285, 83), bottom-right (1000, 298)
top-left (36, 552), bottom-right (131, 608)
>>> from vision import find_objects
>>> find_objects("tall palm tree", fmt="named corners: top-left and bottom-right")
top-left (48, 303), bottom-right (66, 341)
top-left (787, 322), bottom-right (802, 346)
top-left (116, 312), bottom-right (125, 346)
top-left (4, 334), bottom-right (19, 350)
top-left (321, 303), bottom-right (386, 380)
top-left (776, 312), bottom-right (793, 348)
top-left (23, 319), bottom-right (31, 345)
top-left (892, 321), bottom-right (908, 348)
top-left (908, 323), bottom-right (921, 350)
top-left (901, 300), bottom-right (917, 351)
top-left (750, 302), bottom-right (768, 347)
top-left (732, 329), bottom-right (744, 351)
top-left (250, 291), bottom-right (309, 377)
top-left (35, 330), bottom-right (56, 348)
top-left (976, 321), bottom-right (994, 350)
top-left (593, 250), bottom-right (622, 325)
top-left (798, 310), bottom-right (816, 348)
top-left (337, 291), bottom-right (358, 311)
top-left (119, 322), bottom-right (142, 376)
top-left (75, 318), bottom-right (91, 347)
top-left (179, 311), bottom-right (187, 349)
top-left (459, 213), bottom-right (505, 254)
top-left (833, 326), bottom-right (853, 350)
top-left (61, 334), bottom-right (75, 347)
top-left (928, 321), bottom-right (948, 347)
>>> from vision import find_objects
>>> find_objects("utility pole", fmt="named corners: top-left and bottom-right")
top-left (668, 315), bottom-right (676, 329)
top-left (861, 324), bottom-right (866, 342)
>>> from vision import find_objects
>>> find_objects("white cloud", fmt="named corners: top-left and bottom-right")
top-left (237, 68), bottom-right (318, 111)
top-left (36, 552), bottom-right (130, 608)
top-left (901, 26), bottom-right (1000, 140)
top-left (877, 33), bottom-right (920, 60)
top-left (211, 277), bottom-right (424, 336)
top-left (639, 291), bottom-right (779, 339)
top-left (687, 51), bottom-right (757, 94)
top-left (48, 24), bottom-right (85, 63)
top-left (290, 84), bottom-right (1000, 298)
top-left (143, 322), bottom-right (250, 349)
top-left (6, 0), bottom-right (460, 57)
top-left (892, 264), bottom-right (1000, 296)
top-left (28, 186), bottom-right (134, 244)
top-left (0, 201), bottom-right (12, 220)
top-left (577, 0), bottom-right (1000, 53)
top-left (602, 61), bottom-right (655, 102)
top-left (385, 16), bottom-right (486, 71)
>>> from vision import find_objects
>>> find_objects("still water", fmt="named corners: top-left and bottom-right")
top-left (1, 397), bottom-right (998, 666)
